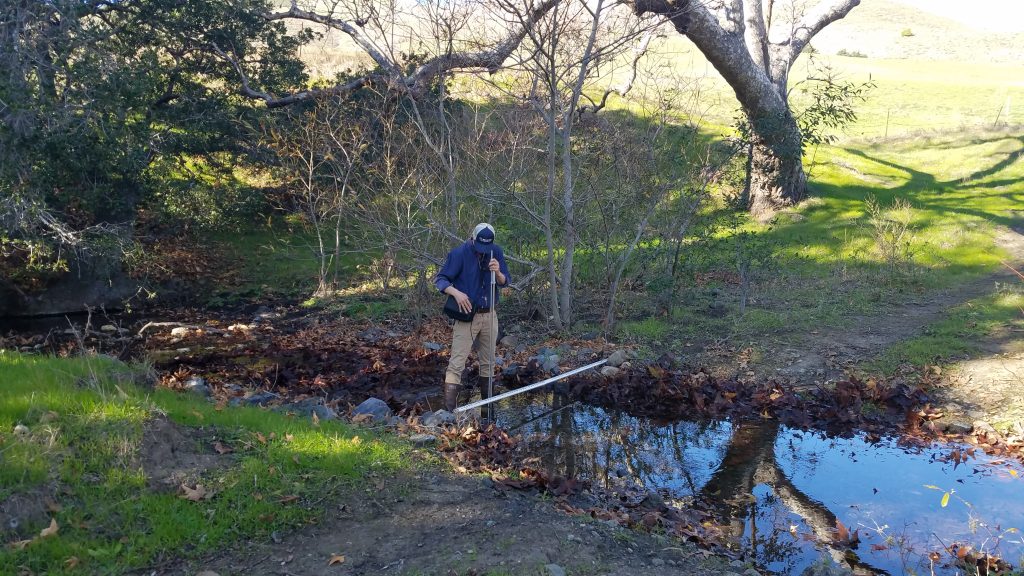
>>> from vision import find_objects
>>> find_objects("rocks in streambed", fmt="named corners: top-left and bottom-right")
top-left (606, 350), bottom-right (629, 367)
top-left (600, 366), bottom-right (620, 378)
top-left (420, 410), bottom-right (456, 428)
top-left (276, 398), bottom-right (338, 421)
top-left (423, 341), bottom-right (443, 351)
top-left (352, 397), bottom-right (392, 422)
top-left (184, 376), bottom-right (212, 398)
top-left (244, 391), bottom-right (280, 406)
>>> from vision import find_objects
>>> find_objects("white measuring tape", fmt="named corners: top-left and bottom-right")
top-left (454, 358), bottom-right (608, 413)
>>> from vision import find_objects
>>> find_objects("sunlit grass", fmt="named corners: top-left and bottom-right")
top-left (0, 351), bottom-right (411, 575)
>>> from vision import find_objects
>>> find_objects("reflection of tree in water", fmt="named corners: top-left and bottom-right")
top-left (519, 401), bottom-right (889, 575)
top-left (701, 421), bottom-right (888, 576)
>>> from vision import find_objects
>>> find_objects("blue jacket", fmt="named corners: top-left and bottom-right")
top-left (435, 241), bottom-right (511, 310)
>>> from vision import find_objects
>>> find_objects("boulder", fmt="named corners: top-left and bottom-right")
top-left (352, 397), bottom-right (392, 422)
top-left (423, 341), bottom-right (443, 351)
top-left (606, 350), bottom-right (628, 367)
top-left (170, 327), bottom-right (190, 337)
top-left (600, 366), bottom-right (620, 378)
top-left (100, 324), bottom-right (117, 333)
top-left (499, 334), bottom-right (519, 348)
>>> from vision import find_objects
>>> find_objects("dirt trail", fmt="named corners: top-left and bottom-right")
top-left (176, 470), bottom-right (743, 576)
top-left (761, 226), bottom-right (1024, 426)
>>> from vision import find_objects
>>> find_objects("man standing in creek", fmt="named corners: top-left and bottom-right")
top-left (434, 223), bottom-right (511, 418)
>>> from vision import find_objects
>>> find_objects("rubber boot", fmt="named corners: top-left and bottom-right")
top-left (478, 376), bottom-right (494, 425)
top-left (443, 382), bottom-right (459, 412)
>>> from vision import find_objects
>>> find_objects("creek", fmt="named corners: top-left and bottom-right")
top-left (495, 392), bottom-right (1024, 575)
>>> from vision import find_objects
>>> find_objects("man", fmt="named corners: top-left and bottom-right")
top-left (434, 223), bottom-right (511, 415)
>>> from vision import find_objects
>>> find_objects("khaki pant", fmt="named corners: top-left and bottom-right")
top-left (445, 310), bottom-right (497, 385)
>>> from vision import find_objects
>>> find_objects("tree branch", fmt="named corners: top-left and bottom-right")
top-left (241, 0), bottom-right (560, 107)
top-left (782, 0), bottom-right (860, 65)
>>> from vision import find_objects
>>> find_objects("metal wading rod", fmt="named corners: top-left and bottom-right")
top-left (489, 250), bottom-right (495, 416)
top-left (454, 359), bottom-right (608, 413)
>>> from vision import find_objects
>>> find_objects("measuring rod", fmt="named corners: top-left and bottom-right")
top-left (454, 358), bottom-right (608, 413)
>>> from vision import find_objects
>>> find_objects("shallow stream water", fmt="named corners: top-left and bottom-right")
top-left (492, 392), bottom-right (1024, 575)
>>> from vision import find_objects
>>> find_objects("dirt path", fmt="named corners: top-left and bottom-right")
top-left (175, 469), bottom-right (746, 576)
top-left (755, 226), bottom-right (1024, 426)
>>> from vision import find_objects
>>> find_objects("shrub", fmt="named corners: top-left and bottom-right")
top-left (837, 49), bottom-right (868, 58)
top-left (901, 28), bottom-right (914, 37)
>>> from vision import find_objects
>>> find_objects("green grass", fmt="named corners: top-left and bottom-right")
top-left (203, 221), bottom-right (368, 304)
top-left (0, 351), bottom-right (409, 575)
top-left (865, 287), bottom-right (1024, 374)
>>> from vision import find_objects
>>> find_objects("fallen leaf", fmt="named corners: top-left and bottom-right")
top-left (64, 556), bottom-right (81, 569)
top-left (871, 544), bottom-right (888, 551)
top-left (39, 518), bottom-right (59, 538)
top-left (7, 539), bottom-right (32, 550)
top-left (284, 434), bottom-right (295, 442)
top-left (212, 441), bottom-right (233, 454)
top-left (941, 492), bottom-right (950, 508)
top-left (311, 411), bottom-right (320, 426)
top-left (279, 495), bottom-right (299, 504)
top-left (328, 554), bottom-right (345, 566)
top-left (1010, 469), bottom-right (1019, 477)
top-left (44, 498), bottom-right (62, 513)
top-left (834, 519), bottom-right (849, 543)
top-left (256, 432), bottom-right (267, 444)
top-left (292, 455), bottom-right (300, 464)
top-left (191, 410), bottom-right (204, 421)
top-left (180, 484), bottom-right (207, 502)
top-left (351, 436), bottom-right (361, 445)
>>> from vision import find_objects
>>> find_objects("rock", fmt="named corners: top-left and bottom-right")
top-left (228, 398), bottom-right (242, 408)
top-left (63, 328), bottom-right (77, 335)
top-left (544, 564), bottom-right (566, 576)
top-left (352, 397), bottom-right (392, 422)
top-left (606, 350), bottom-right (628, 367)
top-left (279, 398), bottom-right (338, 420)
top-left (184, 377), bottom-right (212, 398)
top-left (244, 391), bottom-right (279, 406)
top-left (253, 309), bottom-right (283, 321)
top-left (577, 347), bottom-right (594, 359)
top-left (514, 343), bottom-right (527, 354)
top-left (13, 424), bottom-right (29, 436)
top-left (652, 558), bottom-right (665, 567)
top-left (223, 383), bottom-right (244, 394)
top-left (744, 569), bottom-right (761, 576)
top-left (502, 364), bottom-right (521, 378)
top-left (620, 361), bottom-right (632, 370)
top-left (499, 335), bottom-right (519, 347)
top-left (100, 324), bottom-right (117, 333)
top-left (580, 331), bottom-right (599, 341)
top-left (409, 433), bottom-right (437, 447)
top-left (941, 419), bottom-right (973, 435)
top-left (421, 410), bottom-right (456, 427)
top-left (423, 341), bottom-right (443, 351)
top-left (170, 327), bottom-right (190, 337)
top-left (973, 420), bottom-right (997, 435)
top-left (655, 352), bottom-right (680, 369)
top-left (228, 324), bottom-right (252, 332)
top-left (541, 354), bottom-right (560, 373)
top-left (730, 560), bottom-right (746, 569)
top-left (600, 366), bottom-right (620, 378)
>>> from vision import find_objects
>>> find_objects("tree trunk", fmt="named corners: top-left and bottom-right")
top-left (746, 120), bottom-right (807, 220)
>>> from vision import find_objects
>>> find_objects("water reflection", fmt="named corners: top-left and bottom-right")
top-left (497, 393), bottom-right (1024, 575)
